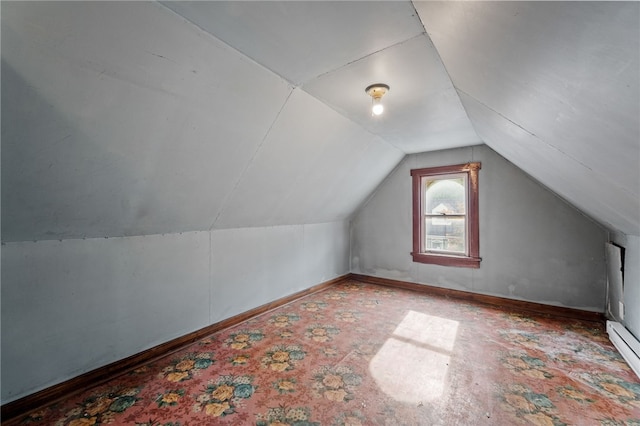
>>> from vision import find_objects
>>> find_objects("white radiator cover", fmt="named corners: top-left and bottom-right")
top-left (607, 321), bottom-right (640, 379)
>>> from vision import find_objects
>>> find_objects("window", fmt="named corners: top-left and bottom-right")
top-left (411, 162), bottom-right (481, 268)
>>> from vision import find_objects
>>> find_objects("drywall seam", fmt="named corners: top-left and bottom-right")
top-left (157, 2), bottom-right (292, 87)
top-left (346, 154), bottom-right (408, 224)
top-left (459, 88), bottom-right (637, 202)
top-left (207, 89), bottom-right (294, 231)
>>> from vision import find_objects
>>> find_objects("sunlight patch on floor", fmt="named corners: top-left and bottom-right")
top-left (369, 310), bottom-right (459, 404)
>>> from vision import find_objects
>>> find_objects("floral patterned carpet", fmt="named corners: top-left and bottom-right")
top-left (16, 280), bottom-right (640, 425)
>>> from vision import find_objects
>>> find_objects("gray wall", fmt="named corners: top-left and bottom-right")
top-left (351, 145), bottom-right (607, 311)
top-left (2, 2), bottom-right (403, 243)
top-left (1, 221), bottom-right (349, 403)
top-left (609, 232), bottom-right (640, 339)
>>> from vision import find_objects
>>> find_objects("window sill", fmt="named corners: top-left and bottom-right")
top-left (411, 252), bottom-right (481, 269)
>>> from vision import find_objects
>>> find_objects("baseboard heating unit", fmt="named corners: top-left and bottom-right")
top-left (607, 321), bottom-right (640, 379)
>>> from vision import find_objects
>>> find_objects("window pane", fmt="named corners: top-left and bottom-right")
top-left (424, 177), bottom-right (466, 215)
top-left (424, 217), bottom-right (466, 254)
top-left (411, 162), bottom-right (480, 267)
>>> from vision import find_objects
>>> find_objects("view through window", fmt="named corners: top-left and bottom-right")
top-left (411, 163), bottom-right (481, 268)
top-left (424, 174), bottom-right (467, 254)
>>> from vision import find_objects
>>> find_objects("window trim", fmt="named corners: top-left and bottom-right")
top-left (411, 162), bottom-right (481, 268)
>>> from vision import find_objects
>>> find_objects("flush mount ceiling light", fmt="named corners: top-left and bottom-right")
top-left (365, 83), bottom-right (390, 116)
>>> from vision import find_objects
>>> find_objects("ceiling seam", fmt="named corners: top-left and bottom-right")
top-left (303, 32), bottom-right (427, 85)
top-left (165, 0), bottom-right (408, 204)
top-left (411, 4), bottom-right (484, 148)
top-left (460, 87), bottom-right (638, 199)
top-left (299, 85), bottom-right (406, 156)
top-left (459, 89), bottom-right (589, 166)
top-left (207, 88), bottom-right (295, 231)
top-left (160, 1), bottom-right (406, 157)
top-left (297, 25), bottom-right (472, 157)
top-left (303, 30), bottom-right (465, 156)
top-left (345, 153), bottom-right (408, 226)
top-left (294, 31), bottom-right (426, 156)
top-left (156, 1), bottom-right (296, 88)
top-left (158, 1), bottom-right (404, 174)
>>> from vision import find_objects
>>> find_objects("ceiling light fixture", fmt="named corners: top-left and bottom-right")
top-left (365, 83), bottom-right (390, 116)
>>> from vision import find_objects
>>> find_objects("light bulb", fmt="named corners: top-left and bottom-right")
top-left (372, 99), bottom-right (384, 115)
top-left (365, 83), bottom-right (390, 117)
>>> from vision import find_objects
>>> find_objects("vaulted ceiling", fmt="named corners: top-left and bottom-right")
top-left (2, 1), bottom-right (638, 242)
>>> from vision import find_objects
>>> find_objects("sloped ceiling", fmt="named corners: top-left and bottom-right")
top-left (162, 1), bottom-right (480, 153)
top-left (2, 1), bottom-right (638, 242)
top-left (415, 1), bottom-right (639, 236)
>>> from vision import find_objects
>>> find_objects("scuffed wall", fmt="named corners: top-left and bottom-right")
top-left (351, 145), bottom-right (607, 311)
top-left (1, 221), bottom-right (349, 403)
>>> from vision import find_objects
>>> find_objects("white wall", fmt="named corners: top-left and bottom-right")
top-left (1, 221), bottom-right (349, 403)
top-left (351, 145), bottom-right (608, 311)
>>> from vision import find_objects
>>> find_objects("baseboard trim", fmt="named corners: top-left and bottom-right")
top-left (2, 272), bottom-right (604, 422)
top-left (350, 273), bottom-right (605, 323)
top-left (1, 274), bottom-right (350, 424)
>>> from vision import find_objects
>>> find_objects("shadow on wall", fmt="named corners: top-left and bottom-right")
top-left (1, 57), bottom-right (149, 401)
top-left (1, 56), bottom-right (161, 242)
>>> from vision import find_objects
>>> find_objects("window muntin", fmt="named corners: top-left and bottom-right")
top-left (411, 163), bottom-right (481, 268)
top-left (423, 174), bottom-right (467, 255)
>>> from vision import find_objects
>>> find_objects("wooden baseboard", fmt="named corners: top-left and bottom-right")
top-left (1, 274), bottom-right (350, 424)
top-left (350, 273), bottom-right (605, 323)
top-left (2, 272), bottom-right (603, 423)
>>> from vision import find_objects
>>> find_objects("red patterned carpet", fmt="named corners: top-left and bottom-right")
top-left (15, 280), bottom-right (640, 425)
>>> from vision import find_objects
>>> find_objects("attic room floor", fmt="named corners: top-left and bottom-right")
top-left (16, 280), bottom-right (640, 425)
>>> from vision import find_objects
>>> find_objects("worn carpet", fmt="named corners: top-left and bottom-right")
top-left (15, 280), bottom-right (640, 425)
